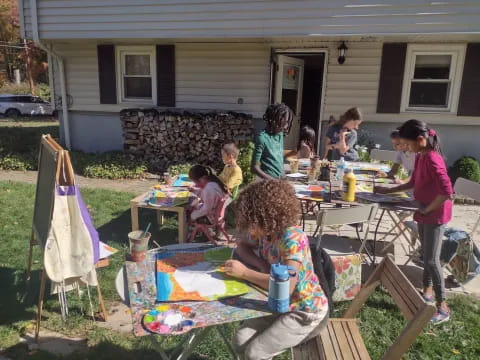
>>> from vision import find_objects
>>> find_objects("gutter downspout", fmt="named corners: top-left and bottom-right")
top-left (30, 0), bottom-right (71, 149)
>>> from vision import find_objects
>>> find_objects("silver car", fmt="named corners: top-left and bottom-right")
top-left (0, 94), bottom-right (54, 117)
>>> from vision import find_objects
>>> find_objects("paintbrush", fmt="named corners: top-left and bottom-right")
top-left (143, 222), bottom-right (151, 238)
top-left (248, 282), bottom-right (268, 297)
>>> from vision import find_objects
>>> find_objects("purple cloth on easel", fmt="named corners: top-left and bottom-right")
top-left (56, 185), bottom-right (100, 264)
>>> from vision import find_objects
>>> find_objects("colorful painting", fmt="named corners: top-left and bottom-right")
top-left (156, 247), bottom-right (249, 302)
top-left (282, 65), bottom-right (300, 90)
top-left (294, 184), bottom-right (325, 201)
top-left (148, 189), bottom-right (191, 207)
top-left (143, 304), bottom-right (197, 335)
top-left (173, 174), bottom-right (194, 187)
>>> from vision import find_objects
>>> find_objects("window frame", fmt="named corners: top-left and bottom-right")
top-left (115, 46), bottom-right (157, 104)
top-left (400, 44), bottom-right (466, 113)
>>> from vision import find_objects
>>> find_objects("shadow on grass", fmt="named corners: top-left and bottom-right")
top-left (2, 340), bottom-right (212, 360)
top-left (95, 209), bottom-right (182, 250)
top-left (0, 267), bottom-right (41, 327)
top-left (2, 336), bottom-right (230, 360)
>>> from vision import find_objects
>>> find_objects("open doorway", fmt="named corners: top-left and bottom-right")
top-left (271, 50), bottom-right (327, 154)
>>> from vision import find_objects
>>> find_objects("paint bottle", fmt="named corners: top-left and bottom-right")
top-left (342, 168), bottom-right (357, 202)
top-left (268, 263), bottom-right (296, 313)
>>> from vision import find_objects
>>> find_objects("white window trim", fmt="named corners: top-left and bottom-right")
top-left (116, 46), bottom-right (157, 105)
top-left (400, 44), bottom-right (466, 114)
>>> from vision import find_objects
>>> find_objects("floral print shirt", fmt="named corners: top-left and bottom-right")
top-left (257, 227), bottom-right (328, 313)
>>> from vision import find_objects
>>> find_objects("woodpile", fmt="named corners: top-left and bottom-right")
top-left (120, 109), bottom-right (253, 171)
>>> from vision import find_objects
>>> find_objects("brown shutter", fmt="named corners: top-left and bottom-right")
top-left (156, 45), bottom-right (175, 107)
top-left (458, 43), bottom-right (480, 116)
top-left (97, 44), bottom-right (117, 104)
top-left (377, 43), bottom-right (407, 113)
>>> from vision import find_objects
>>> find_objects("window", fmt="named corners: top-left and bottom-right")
top-left (401, 44), bottom-right (465, 113)
top-left (116, 46), bottom-right (156, 103)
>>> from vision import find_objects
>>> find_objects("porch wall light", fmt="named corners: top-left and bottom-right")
top-left (337, 41), bottom-right (348, 65)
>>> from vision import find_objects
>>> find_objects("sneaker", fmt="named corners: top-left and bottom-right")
top-left (431, 307), bottom-right (451, 325)
top-left (422, 293), bottom-right (435, 303)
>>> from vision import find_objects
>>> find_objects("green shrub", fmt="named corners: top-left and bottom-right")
top-left (449, 156), bottom-right (480, 184)
top-left (0, 82), bottom-right (51, 101)
top-left (167, 163), bottom-right (193, 177)
top-left (0, 154), bottom-right (34, 171)
top-left (356, 145), bottom-right (371, 162)
top-left (238, 141), bottom-right (255, 185)
top-left (70, 151), bottom-right (148, 180)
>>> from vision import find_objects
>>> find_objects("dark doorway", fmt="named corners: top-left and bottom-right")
top-left (298, 54), bottom-right (325, 149)
top-left (272, 52), bottom-right (325, 153)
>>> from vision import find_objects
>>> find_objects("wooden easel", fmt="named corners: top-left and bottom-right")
top-left (26, 134), bottom-right (108, 342)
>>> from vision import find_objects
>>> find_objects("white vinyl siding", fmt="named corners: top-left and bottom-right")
top-left (51, 42), bottom-right (270, 117)
top-left (50, 38), bottom-right (480, 126)
top-left (21, 0), bottom-right (480, 40)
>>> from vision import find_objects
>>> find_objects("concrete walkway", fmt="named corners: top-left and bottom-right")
top-left (0, 170), bottom-right (159, 194)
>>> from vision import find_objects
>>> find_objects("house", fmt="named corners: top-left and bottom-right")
top-left (18, 0), bottom-right (480, 164)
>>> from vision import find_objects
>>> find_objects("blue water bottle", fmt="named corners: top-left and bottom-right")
top-left (268, 263), bottom-right (296, 313)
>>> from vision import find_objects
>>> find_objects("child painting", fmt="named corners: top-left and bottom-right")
top-left (218, 143), bottom-right (243, 194)
top-left (376, 119), bottom-right (453, 324)
top-left (252, 103), bottom-right (294, 180)
top-left (225, 180), bottom-right (329, 359)
top-left (387, 129), bottom-right (416, 182)
top-left (188, 165), bottom-right (229, 225)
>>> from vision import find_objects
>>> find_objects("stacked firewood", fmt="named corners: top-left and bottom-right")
top-left (121, 109), bottom-right (253, 171)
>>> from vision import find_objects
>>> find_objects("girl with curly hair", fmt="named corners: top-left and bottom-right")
top-left (225, 180), bottom-right (329, 359)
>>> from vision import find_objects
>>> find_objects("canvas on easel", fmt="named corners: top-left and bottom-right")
top-left (27, 134), bottom-right (107, 342)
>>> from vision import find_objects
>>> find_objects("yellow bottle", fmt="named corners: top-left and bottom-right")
top-left (342, 168), bottom-right (356, 202)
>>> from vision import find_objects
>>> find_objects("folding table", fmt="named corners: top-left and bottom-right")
top-left (124, 244), bottom-right (271, 360)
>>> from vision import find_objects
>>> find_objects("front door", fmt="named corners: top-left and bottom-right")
top-left (274, 55), bottom-right (305, 150)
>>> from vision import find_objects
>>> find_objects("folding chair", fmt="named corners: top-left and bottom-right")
top-left (189, 196), bottom-right (231, 244)
top-left (292, 255), bottom-right (436, 360)
top-left (370, 149), bottom-right (397, 163)
top-left (404, 177), bottom-right (480, 266)
top-left (314, 204), bottom-right (379, 259)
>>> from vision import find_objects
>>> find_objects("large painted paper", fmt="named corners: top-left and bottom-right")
top-left (156, 247), bottom-right (249, 302)
top-left (148, 189), bottom-right (191, 207)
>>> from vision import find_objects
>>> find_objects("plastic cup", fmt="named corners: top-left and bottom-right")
top-left (128, 230), bottom-right (151, 262)
top-left (310, 155), bottom-right (320, 170)
top-left (289, 159), bottom-right (299, 174)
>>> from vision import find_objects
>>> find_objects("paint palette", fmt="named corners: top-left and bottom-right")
top-left (143, 304), bottom-right (197, 335)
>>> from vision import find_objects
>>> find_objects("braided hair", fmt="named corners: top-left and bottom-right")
top-left (188, 165), bottom-right (229, 194)
top-left (263, 103), bottom-right (294, 135)
top-left (398, 119), bottom-right (442, 154)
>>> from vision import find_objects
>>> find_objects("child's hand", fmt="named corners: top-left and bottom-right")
top-left (224, 260), bottom-right (248, 279)
top-left (374, 186), bottom-right (389, 194)
top-left (417, 206), bottom-right (430, 215)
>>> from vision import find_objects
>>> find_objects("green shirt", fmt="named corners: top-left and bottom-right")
top-left (252, 130), bottom-right (284, 178)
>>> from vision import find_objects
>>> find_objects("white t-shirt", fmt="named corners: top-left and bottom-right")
top-left (395, 151), bottom-right (415, 174)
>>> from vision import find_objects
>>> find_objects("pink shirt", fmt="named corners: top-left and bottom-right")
top-left (408, 150), bottom-right (453, 224)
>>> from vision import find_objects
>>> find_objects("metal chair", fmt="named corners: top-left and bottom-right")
top-left (314, 203), bottom-right (379, 259)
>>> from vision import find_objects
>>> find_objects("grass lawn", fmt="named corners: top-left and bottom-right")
top-left (1, 181), bottom-right (479, 359)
